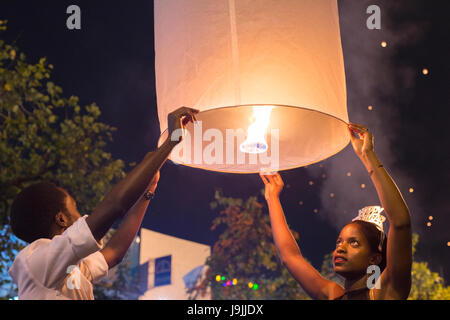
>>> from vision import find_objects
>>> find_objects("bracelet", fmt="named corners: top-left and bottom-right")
top-left (144, 190), bottom-right (155, 200)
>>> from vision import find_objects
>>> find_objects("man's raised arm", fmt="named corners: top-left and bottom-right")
top-left (86, 107), bottom-right (198, 242)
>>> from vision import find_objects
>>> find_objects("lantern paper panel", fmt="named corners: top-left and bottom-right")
top-left (155, 0), bottom-right (350, 173)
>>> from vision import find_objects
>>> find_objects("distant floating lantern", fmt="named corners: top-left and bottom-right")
top-left (154, 0), bottom-right (350, 173)
top-left (313, 209), bottom-right (318, 213)
top-left (381, 41), bottom-right (387, 47)
top-left (347, 172), bottom-right (352, 177)
top-left (428, 216), bottom-right (433, 221)
top-left (409, 188), bottom-right (414, 193)
top-left (361, 184), bottom-right (366, 189)
top-left (299, 201), bottom-right (304, 206)
top-left (309, 181), bottom-right (314, 186)
top-left (427, 222), bottom-right (432, 227)
top-left (422, 68), bottom-right (429, 75)
top-left (447, 242), bottom-right (450, 247)
top-left (330, 193), bottom-right (335, 198)
top-left (368, 105), bottom-right (373, 111)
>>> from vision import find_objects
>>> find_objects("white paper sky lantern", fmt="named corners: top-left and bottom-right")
top-left (155, 0), bottom-right (350, 173)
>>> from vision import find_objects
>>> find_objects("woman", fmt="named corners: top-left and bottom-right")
top-left (260, 123), bottom-right (412, 300)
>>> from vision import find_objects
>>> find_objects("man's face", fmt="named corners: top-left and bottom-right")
top-left (61, 190), bottom-right (82, 226)
top-left (332, 224), bottom-right (373, 279)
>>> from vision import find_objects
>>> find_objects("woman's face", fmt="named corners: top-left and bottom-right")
top-left (332, 223), bottom-right (375, 279)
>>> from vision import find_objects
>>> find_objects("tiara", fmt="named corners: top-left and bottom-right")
top-left (352, 206), bottom-right (386, 232)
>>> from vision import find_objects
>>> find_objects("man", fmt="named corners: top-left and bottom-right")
top-left (8, 106), bottom-right (199, 299)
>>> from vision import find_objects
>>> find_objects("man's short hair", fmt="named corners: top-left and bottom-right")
top-left (10, 181), bottom-right (68, 243)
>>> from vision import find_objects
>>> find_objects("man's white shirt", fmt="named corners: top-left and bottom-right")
top-left (8, 215), bottom-right (108, 300)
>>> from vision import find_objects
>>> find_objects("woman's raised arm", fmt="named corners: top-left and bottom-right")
top-left (348, 123), bottom-right (412, 299)
top-left (261, 173), bottom-right (344, 299)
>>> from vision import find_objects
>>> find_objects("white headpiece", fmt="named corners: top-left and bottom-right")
top-left (352, 206), bottom-right (386, 233)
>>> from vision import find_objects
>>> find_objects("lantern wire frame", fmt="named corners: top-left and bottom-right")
top-left (158, 104), bottom-right (351, 174)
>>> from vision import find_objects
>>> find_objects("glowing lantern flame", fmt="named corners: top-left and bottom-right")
top-left (240, 106), bottom-right (274, 154)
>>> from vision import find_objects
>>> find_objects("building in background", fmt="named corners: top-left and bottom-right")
top-left (116, 228), bottom-right (209, 300)
top-left (95, 227), bottom-right (210, 300)
top-left (138, 228), bottom-right (211, 300)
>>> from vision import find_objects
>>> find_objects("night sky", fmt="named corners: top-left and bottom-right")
top-left (1, 1), bottom-right (449, 282)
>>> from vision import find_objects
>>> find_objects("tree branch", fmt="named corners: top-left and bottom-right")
top-left (1, 154), bottom-right (58, 190)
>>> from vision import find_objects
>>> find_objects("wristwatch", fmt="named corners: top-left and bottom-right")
top-left (144, 190), bottom-right (155, 200)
